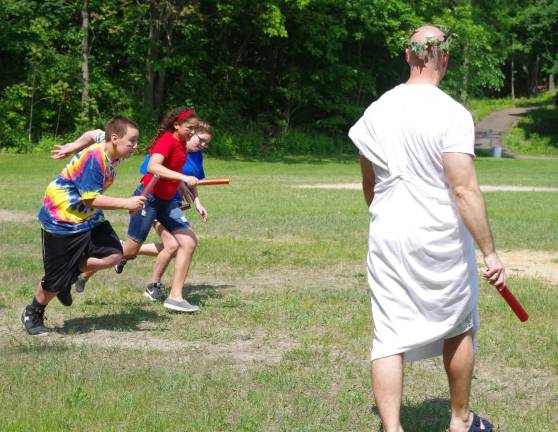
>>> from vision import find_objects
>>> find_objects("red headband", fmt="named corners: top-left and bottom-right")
top-left (176, 109), bottom-right (195, 122)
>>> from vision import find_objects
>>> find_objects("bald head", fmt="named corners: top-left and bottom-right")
top-left (405, 25), bottom-right (450, 85)
top-left (411, 25), bottom-right (446, 45)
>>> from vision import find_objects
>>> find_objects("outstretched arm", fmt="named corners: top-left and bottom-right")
top-left (51, 129), bottom-right (104, 159)
top-left (442, 152), bottom-right (506, 288)
top-left (82, 195), bottom-right (146, 211)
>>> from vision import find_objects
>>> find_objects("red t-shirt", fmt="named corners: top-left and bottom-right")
top-left (142, 131), bottom-right (188, 200)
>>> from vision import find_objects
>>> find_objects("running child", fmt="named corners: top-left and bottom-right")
top-left (22, 116), bottom-right (146, 335)
top-left (114, 120), bottom-right (213, 300)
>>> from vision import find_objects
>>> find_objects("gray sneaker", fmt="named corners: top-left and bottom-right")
top-left (163, 297), bottom-right (199, 313)
top-left (144, 282), bottom-right (165, 301)
top-left (73, 275), bottom-right (88, 293)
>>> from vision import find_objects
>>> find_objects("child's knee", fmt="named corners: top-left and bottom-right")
top-left (165, 238), bottom-right (180, 256)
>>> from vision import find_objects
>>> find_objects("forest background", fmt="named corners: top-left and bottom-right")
top-left (0, 0), bottom-right (556, 156)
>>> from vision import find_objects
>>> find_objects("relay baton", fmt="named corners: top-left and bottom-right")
top-left (496, 285), bottom-right (529, 322)
top-left (130, 174), bottom-right (160, 215)
top-left (197, 178), bottom-right (230, 186)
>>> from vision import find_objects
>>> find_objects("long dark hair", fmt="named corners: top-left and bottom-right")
top-left (149, 106), bottom-right (198, 149)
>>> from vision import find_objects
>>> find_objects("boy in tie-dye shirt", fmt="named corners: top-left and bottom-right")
top-left (39, 133), bottom-right (119, 234)
top-left (22, 116), bottom-right (146, 336)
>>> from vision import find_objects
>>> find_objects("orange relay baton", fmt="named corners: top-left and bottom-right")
top-left (196, 178), bottom-right (230, 186)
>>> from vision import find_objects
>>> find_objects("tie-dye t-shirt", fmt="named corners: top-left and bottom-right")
top-left (38, 136), bottom-right (118, 234)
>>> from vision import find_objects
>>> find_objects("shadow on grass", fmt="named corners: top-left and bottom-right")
top-left (372, 398), bottom-right (450, 432)
top-left (186, 283), bottom-right (235, 306)
top-left (516, 107), bottom-right (558, 149)
top-left (55, 306), bottom-right (166, 334)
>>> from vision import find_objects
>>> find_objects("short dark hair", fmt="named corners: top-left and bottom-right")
top-left (104, 116), bottom-right (138, 141)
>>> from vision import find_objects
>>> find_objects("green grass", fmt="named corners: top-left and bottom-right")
top-left (0, 154), bottom-right (557, 431)
top-left (467, 91), bottom-right (556, 123)
top-left (503, 104), bottom-right (558, 156)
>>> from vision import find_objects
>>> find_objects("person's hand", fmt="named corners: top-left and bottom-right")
top-left (51, 143), bottom-right (78, 159)
top-left (183, 176), bottom-right (198, 187)
top-left (482, 252), bottom-right (506, 289)
top-left (126, 196), bottom-right (147, 211)
top-left (195, 202), bottom-right (208, 222)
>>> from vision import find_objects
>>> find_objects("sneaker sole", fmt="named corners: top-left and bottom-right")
top-left (163, 303), bottom-right (199, 313)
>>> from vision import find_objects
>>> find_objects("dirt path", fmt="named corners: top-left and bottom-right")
top-left (474, 106), bottom-right (534, 154)
top-left (475, 105), bottom-right (558, 160)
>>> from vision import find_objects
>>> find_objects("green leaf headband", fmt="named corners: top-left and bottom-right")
top-left (403, 27), bottom-right (457, 55)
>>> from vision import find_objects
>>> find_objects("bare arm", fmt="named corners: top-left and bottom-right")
top-left (359, 155), bottom-right (375, 207)
top-left (442, 152), bottom-right (506, 288)
top-left (178, 183), bottom-right (207, 222)
top-left (83, 194), bottom-right (146, 211)
top-left (51, 129), bottom-right (104, 159)
top-left (147, 153), bottom-right (198, 187)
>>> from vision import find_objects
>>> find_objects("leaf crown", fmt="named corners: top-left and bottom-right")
top-left (404, 26), bottom-right (457, 55)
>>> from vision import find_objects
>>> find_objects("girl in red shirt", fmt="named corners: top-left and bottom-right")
top-left (122, 106), bottom-right (201, 312)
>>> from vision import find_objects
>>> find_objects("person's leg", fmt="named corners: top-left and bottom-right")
top-left (33, 280), bottom-right (58, 305)
top-left (444, 329), bottom-right (474, 432)
top-left (149, 222), bottom-right (179, 284)
top-left (167, 228), bottom-right (197, 301)
top-left (371, 354), bottom-right (405, 432)
top-left (137, 242), bottom-right (163, 257)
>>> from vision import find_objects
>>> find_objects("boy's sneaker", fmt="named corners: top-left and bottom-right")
top-left (144, 282), bottom-right (165, 301)
top-left (114, 259), bottom-right (127, 274)
top-left (73, 275), bottom-right (87, 293)
top-left (56, 289), bottom-right (73, 307)
top-left (21, 307), bottom-right (49, 335)
top-left (163, 297), bottom-right (199, 313)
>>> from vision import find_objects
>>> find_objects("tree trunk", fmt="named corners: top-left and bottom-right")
top-left (81, 0), bottom-right (90, 120)
top-left (510, 56), bottom-right (515, 102)
top-left (528, 55), bottom-right (540, 96)
top-left (460, 45), bottom-right (469, 103)
top-left (28, 70), bottom-right (36, 141)
top-left (549, 74), bottom-right (555, 92)
top-left (143, 1), bottom-right (161, 115)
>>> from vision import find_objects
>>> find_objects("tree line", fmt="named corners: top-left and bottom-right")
top-left (0, 0), bottom-right (556, 154)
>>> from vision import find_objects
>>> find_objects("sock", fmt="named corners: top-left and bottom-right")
top-left (30, 297), bottom-right (46, 311)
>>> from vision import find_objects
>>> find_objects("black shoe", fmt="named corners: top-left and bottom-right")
top-left (73, 275), bottom-right (87, 293)
top-left (57, 289), bottom-right (73, 307)
top-left (114, 259), bottom-right (127, 274)
top-left (144, 282), bottom-right (165, 301)
top-left (21, 307), bottom-right (48, 335)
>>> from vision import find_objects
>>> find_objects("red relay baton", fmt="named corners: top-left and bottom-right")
top-left (496, 285), bottom-right (529, 322)
top-left (130, 174), bottom-right (160, 214)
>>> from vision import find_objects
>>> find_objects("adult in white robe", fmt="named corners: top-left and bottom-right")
top-left (348, 25), bottom-right (506, 432)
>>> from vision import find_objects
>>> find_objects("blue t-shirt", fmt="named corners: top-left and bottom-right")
top-left (139, 152), bottom-right (205, 202)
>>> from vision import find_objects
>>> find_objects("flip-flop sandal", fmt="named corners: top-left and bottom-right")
top-left (468, 411), bottom-right (494, 432)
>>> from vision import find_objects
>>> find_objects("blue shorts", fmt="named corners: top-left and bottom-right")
top-left (127, 183), bottom-right (190, 243)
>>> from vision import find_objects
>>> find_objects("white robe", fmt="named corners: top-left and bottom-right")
top-left (349, 84), bottom-right (480, 362)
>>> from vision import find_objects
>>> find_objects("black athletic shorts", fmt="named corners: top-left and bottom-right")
top-left (41, 221), bottom-right (122, 294)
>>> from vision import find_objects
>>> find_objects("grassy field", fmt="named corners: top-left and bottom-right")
top-left (0, 153), bottom-right (557, 431)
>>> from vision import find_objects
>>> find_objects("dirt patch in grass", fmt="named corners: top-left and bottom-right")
top-left (0, 209), bottom-right (36, 223)
top-left (295, 183), bottom-right (558, 192)
top-left (0, 209), bottom-right (131, 224)
top-left (64, 327), bottom-right (295, 365)
top-left (488, 250), bottom-right (558, 286)
top-left (0, 316), bottom-right (296, 368)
